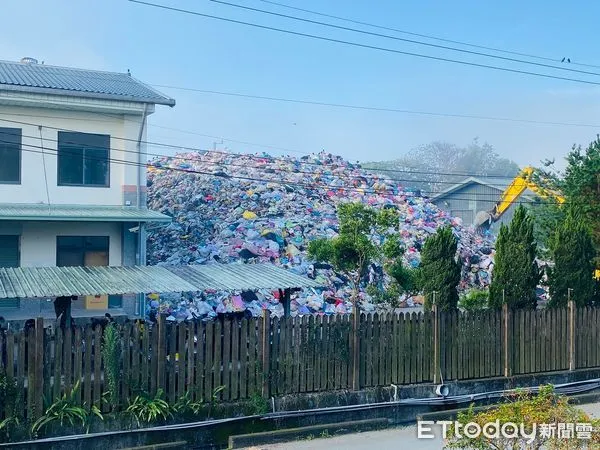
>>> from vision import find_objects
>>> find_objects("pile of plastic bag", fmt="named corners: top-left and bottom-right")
top-left (145, 150), bottom-right (496, 319)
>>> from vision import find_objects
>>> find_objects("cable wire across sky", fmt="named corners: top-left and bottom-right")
top-left (8, 128), bottom-right (521, 192)
top-left (0, 137), bottom-right (564, 205)
top-left (151, 85), bottom-right (600, 129)
top-left (1, 115), bottom-right (550, 181)
top-left (129, 0), bottom-right (600, 86)
top-left (255, 0), bottom-right (600, 71)
top-left (209, 0), bottom-right (600, 78)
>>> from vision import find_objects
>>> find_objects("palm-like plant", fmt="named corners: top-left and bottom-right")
top-left (125, 389), bottom-right (172, 427)
top-left (31, 382), bottom-right (103, 437)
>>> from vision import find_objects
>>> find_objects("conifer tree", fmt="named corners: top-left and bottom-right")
top-left (548, 210), bottom-right (597, 307)
top-left (489, 206), bottom-right (540, 309)
top-left (419, 226), bottom-right (461, 311)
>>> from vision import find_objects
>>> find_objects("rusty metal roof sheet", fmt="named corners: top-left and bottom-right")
top-left (0, 264), bottom-right (322, 299)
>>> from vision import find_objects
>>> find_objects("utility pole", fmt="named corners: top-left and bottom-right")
top-left (213, 139), bottom-right (224, 151)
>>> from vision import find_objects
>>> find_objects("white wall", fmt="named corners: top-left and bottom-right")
top-left (0, 221), bottom-right (122, 267)
top-left (0, 102), bottom-right (148, 206)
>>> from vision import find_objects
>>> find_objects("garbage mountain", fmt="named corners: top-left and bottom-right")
top-left (145, 150), bottom-right (495, 318)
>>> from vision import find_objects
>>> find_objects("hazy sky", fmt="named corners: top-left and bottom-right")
top-left (2, 0), bottom-right (600, 170)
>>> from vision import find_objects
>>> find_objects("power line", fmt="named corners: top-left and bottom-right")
top-left (3, 90), bottom-right (599, 178)
top-left (2, 137), bottom-right (567, 204)
top-left (209, 0), bottom-right (600, 78)
top-left (0, 137), bottom-right (426, 197)
top-left (129, 0), bottom-right (600, 87)
top-left (149, 122), bottom-right (306, 154)
top-left (0, 109), bottom-right (309, 155)
top-left (14, 129), bottom-right (518, 189)
top-left (152, 85), bottom-right (600, 129)
top-left (2, 116), bottom-right (543, 180)
top-left (256, 0), bottom-right (600, 70)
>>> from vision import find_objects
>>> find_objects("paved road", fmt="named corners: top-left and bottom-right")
top-left (245, 402), bottom-right (600, 450)
top-left (244, 424), bottom-right (445, 450)
top-left (581, 402), bottom-right (600, 418)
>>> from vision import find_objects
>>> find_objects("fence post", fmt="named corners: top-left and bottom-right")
top-left (156, 314), bottom-right (166, 392)
top-left (432, 303), bottom-right (440, 384)
top-left (351, 312), bottom-right (360, 390)
top-left (569, 300), bottom-right (576, 371)
top-left (34, 317), bottom-right (44, 419)
top-left (503, 303), bottom-right (511, 377)
top-left (261, 310), bottom-right (271, 398)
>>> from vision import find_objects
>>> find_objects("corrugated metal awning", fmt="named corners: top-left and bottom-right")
top-left (0, 204), bottom-right (171, 222)
top-left (0, 266), bottom-right (198, 298)
top-left (0, 264), bottom-right (322, 299)
top-left (166, 264), bottom-right (323, 291)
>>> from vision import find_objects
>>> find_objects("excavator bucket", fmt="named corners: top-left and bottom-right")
top-left (474, 210), bottom-right (493, 229)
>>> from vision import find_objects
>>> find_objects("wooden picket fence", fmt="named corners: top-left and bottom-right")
top-left (1, 302), bottom-right (600, 421)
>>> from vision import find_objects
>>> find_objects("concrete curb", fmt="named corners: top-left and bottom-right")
top-left (121, 442), bottom-right (188, 450)
top-left (228, 418), bottom-right (388, 449)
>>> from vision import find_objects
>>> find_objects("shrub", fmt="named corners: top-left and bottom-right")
top-left (125, 389), bottom-right (171, 427)
top-left (459, 289), bottom-right (489, 311)
top-left (31, 382), bottom-right (103, 437)
top-left (244, 392), bottom-right (269, 415)
top-left (0, 371), bottom-right (23, 442)
top-left (445, 385), bottom-right (600, 449)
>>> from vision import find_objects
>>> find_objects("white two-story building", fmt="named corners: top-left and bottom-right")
top-left (0, 57), bottom-right (174, 320)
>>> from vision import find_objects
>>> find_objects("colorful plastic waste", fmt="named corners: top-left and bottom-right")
top-left (145, 150), bottom-right (496, 319)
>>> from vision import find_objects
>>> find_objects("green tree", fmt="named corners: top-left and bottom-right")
top-left (386, 259), bottom-right (419, 298)
top-left (548, 209), bottom-right (597, 307)
top-left (563, 137), bottom-right (600, 261)
top-left (528, 199), bottom-right (565, 259)
top-left (418, 226), bottom-right (461, 311)
top-left (367, 257), bottom-right (420, 308)
top-left (489, 206), bottom-right (540, 309)
top-left (308, 203), bottom-right (378, 303)
top-left (309, 203), bottom-right (412, 307)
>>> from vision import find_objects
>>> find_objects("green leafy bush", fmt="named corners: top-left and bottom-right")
top-left (0, 371), bottom-right (22, 442)
top-left (446, 385), bottom-right (600, 449)
top-left (459, 289), bottom-right (489, 310)
top-left (243, 392), bottom-right (269, 415)
top-left (31, 382), bottom-right (103, 437)
top-left (126, 389), bottom-right (171, 426)
top-left (172, 391), bottom-right (204, 417)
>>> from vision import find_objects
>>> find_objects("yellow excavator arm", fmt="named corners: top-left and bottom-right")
top-left (474, 166), bottom-right (565, 228)
top-left (473, 167), bottom-right (599, 281)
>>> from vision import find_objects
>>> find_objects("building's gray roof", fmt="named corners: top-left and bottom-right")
top-left (0, 204), bottom-right (172, 222)
top-left (0, 264), bottom-right (323, 298)
top-left (0, 60), bottom-right (175, 106)
top-left (431, 176), bottom-right (534, 202)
